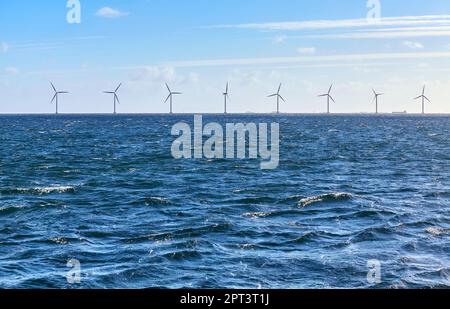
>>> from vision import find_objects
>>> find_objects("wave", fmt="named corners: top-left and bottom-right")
top-left (222, 196), bottom-right (279, 205)
top-left (134, 196), bottom-right (173, 206)
top-left (298, 192), bottom-right (353, 208)
top-left (243, 209), bottom-right (303, 219)
top-left (285, 231), bottom-right (346, 245)
top-left (0, 204), bottom-right (26, 215)
top-left (351, 226), bottom-right (394, 242)
top-left (162, 250), bottom-right (202, 261)
top-left (1, 186), bottom-right (77, 195)
top-left (426, 227), bottom-right (449, 236)
top-left (243, 212), bottom-right (272, 218)
top-left (49, 237), bottom-right (69, 245)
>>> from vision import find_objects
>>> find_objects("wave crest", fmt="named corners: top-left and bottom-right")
top-left (132, 196), bottom-right (173, 206)
top-left (0, 186), bottom-right (77, 195)
top-left (298, 192), bottom-right (353, 208)
top-left (426, 227), bottom-right (449, 236)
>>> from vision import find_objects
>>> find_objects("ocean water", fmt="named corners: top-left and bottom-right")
top-left (0, 114), bottom-right (448, 289)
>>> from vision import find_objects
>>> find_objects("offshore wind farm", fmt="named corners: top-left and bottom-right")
top-left (32, 81), bottom-right (444, 115)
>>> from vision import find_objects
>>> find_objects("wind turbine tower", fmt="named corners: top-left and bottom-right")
top-left (318, 84), bottom-right (335, 114)
top-left (50, 82), bottom-right (69, 115)
top-left (268, 83), bottom-right (285, 114)
top-left (103, 83), bottom-right (122, 114)
top-left (223, 82), bottom-right (230, 114)
top-left (372, 89), bottom-right (384, 114)
top-left (165, 83), bottom-right (182, 114)
top-left (414, 85), bottom-right (431, 115)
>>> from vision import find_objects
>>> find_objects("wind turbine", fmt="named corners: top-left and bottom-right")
top-left (414, 85), bottom-right (431, 114)
top-left (223, 82), bottom-right (230, 114)
top-left (372, 89), bottom-right (384, 114)
top-left (103, 83), bottom-right (122, 114)
top-left (318, 84), bottom-right (335, 114)
top-left (50, 82), bottom-right (69, 115)
top-left (165, 83), bottom-right (182, 114)
top-left (268, 83), bottom-right (285, 114)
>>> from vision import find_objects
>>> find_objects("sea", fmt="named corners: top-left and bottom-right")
top-left (0, 114), bottom-right (448, 288)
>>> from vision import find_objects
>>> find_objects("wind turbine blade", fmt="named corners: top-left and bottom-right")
top-left (328, 84), bottom-right (333, 94)
top-left (372, 89), bottom-right (377, 96)
top-left (115, 94), bottom-right (121, 104)
top-left (268, 94), bottom-right (277, 98)
top-left (165, 83), bottom-right (171, 93)
top-left (279, 95), bottom-right (286, 102)
top-left (329, 96), bottom-right (336, 103)
top-left (424, 96), bottom-right (431, 103)
top-left (226, 83), bottom-right (228, 93)
top-left (414, 96), bottom-right (422, 100)
top-left (422, 85), bottom-right (426, 95)
top-left (278, 83), bottom-right (282, 94)
top-left (115, 83), bottom-right (122, 93)
top-left (104, 91), bottom-right (114, 94)
top-left (59, 91), bottom-right (69, 94)
top-left (164, 94), bottom-right (171, 103)
top-left (318, 94), bottom-right (328, 97)
top-left (172, 92), bottom-right (182, 95)
top-left (51, 93), bottom-right (57, 103)
top-left (50, 82), bottom-right (57, 92)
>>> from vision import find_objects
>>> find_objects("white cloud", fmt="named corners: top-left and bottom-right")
top-left (273, 35), bottom-right (287, 44)
top-left (300, 30), bottom-right (450, 40)
top-left (129, 66), bottom-right (175, 81)
top-left (227, 69), bottom-right (264, 86)
top-left (297, 47), bottom-right (316, 55)
top-left (5, 37), bottom-right (109, 53)
top-left (96, 7), bottom-right (129, 18)
top-left (209, 15), bottom-right (450, 31)
top-left (187, 72), bottom-right (199, 83)
top-left (403, 41), bottom-right (424, 49)
top-left (358, 26), bottom-right (450, 33)
top-left (417, 63), bottom-right (429, 68)
top-left (1, 42), bottom-right (9, 52)
top-left (3, 67), bottom-right (19, 75)
top-left (128, 66), bottom-right (199, 84)
top-left (209, 15), bottom-right (450, 40)
top-left (163, 52), bottom-right (450, 68)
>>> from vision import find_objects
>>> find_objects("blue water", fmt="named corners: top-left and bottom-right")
top-left (0, 115), bottom-right (448, 288)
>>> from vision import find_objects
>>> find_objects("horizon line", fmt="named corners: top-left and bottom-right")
top-left (0, 112), bottom-right (449, 116)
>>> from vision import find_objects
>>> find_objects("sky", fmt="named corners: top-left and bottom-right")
top-left (1, 0), bottom-right (450, 114)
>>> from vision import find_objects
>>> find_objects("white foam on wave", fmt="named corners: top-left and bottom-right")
top-left (16, 185), bottom-right (77, 195)
top-left (298, 192), bottom-right (353, 208)
top-left (142, 196), bottom-right (172, 206)
top-left (50, 237), bottom-right (69, 245)
top-left (426, 227), bottom-right (449, 236)
top-left (243, 212), bottom-right (272, 218)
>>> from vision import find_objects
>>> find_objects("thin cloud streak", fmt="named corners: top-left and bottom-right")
top-left (206, 15), bottom-right (450, 31)
top-left (356, 26), bottom-right (450, 32)
top-left (8, 36), bottom-right (110, 52)
top-left (297, 30), bottom-right (450, 40)
top-left (96, 7), bottom-right (129, 18)
top-left (163, 52), bottom-right (450, 68)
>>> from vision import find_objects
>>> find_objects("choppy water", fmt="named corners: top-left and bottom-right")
top-left (0, 115), bottom-right (448, 288)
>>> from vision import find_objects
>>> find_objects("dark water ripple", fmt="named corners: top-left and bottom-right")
top-left (0, 115), bottom-right (449, 288)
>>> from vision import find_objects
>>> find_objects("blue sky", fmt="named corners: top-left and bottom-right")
top-left (1, 0), bottom-right (450, 113)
